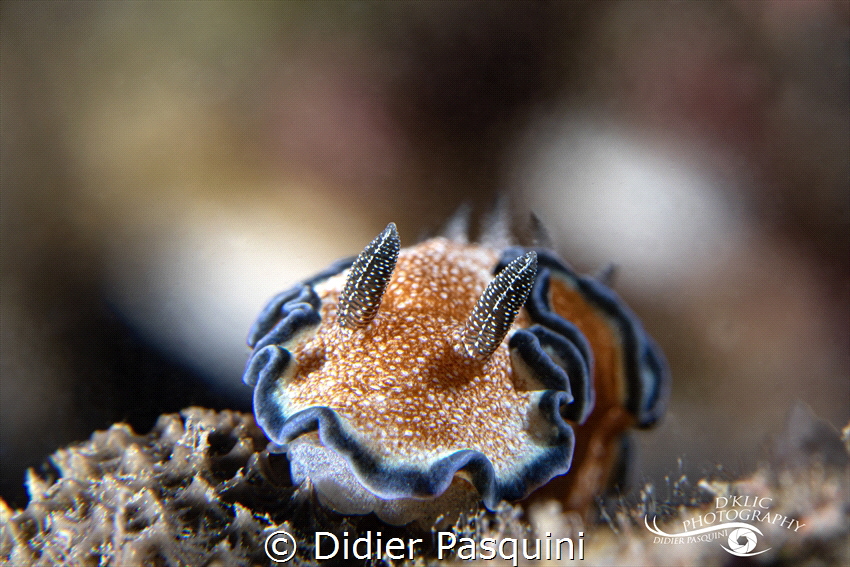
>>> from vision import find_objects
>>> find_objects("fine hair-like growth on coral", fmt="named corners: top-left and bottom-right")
top-left (243, 222), bottom-right (670, 524)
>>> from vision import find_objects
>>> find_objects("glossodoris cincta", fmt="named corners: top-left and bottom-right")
top-left (243, 223), bottom-right (669, 525)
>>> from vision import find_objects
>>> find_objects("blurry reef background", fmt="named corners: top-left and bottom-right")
top-left (1, 0), bottom-right (848, 514)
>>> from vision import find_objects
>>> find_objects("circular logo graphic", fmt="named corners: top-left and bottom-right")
top-left (265, 530), bottom-right (297, 563)
top-left (727, 527), bottom-right (758, 555)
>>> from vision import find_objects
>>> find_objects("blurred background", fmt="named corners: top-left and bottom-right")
top-left (2, 1), bottom-right (847, 508)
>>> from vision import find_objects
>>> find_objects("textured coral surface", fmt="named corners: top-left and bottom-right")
top-left (2, 408), bottom-right (847, 566)
top-left (0, 409), bottom-right (292, 566)
top-left (0, 408), bottom-right (467, 566)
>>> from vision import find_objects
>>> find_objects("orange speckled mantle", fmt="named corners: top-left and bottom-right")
top-left (282, 239), bottom-right (538, 470)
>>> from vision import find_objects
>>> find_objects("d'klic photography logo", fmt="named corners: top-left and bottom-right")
top-left (645, 494), bottom-right (806, 558)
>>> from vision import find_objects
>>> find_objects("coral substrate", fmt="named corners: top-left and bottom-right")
top-left (0, 408), bottom-right (425, 566)
top-left (1, 408), bottom-right (847, 566)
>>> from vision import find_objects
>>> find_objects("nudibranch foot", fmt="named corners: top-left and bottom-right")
top-left (288, 434), bottom-right (484, 527)
top-left (243, 222), bottom-right (669, 524)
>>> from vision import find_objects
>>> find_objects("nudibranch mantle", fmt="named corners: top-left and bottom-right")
top-left (243, 223), bottom-right (668, 524)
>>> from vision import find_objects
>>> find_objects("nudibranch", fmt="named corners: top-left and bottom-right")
top-left (243, 222), bottom-right (669, 525)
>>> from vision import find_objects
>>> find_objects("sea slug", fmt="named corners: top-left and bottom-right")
top-left (243, 222), bottom-right (669, 524)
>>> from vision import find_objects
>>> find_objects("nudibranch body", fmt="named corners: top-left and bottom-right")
top-left (243, 223), bottom-right (668, 525)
